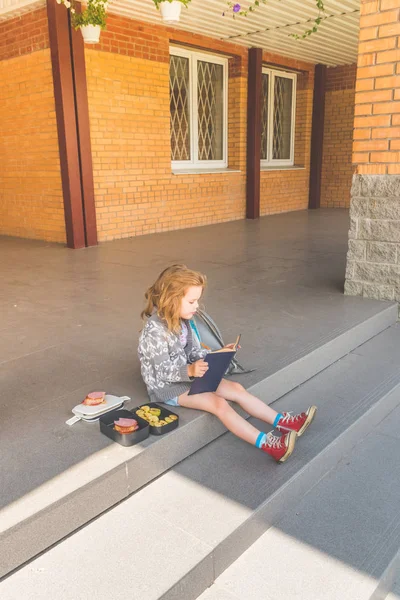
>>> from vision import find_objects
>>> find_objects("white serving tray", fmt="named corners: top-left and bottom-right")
top-left (66, 395), bottom-right (131, 426)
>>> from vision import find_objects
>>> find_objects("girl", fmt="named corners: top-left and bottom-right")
top-left (138, 265), bottom-right (316, 463)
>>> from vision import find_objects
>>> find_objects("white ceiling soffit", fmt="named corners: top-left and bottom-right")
top-left (0, 0), bottom-right (360, 66)
top-left (0, 0), bottom-right (44, 20)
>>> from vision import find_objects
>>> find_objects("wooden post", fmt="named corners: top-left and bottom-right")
top-left (246, 47), bottom-right (262, 219)
top-left (47, 0), bottom-right (98, 247)
top-left (47, 0), bottom-right (85, 248)
top-left (308, 64), bottom-right (326, 210)
top-left (70, 5), bottom-right (98, 247)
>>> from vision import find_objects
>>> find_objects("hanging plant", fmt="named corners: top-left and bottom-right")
top-left (224, 0), bottom-right (326, 39)
top-left (57, 0), bottom-right (108, 43)
top-left (152, 0), bottom-right (191, 23)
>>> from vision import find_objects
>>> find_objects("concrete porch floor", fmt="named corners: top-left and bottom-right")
top-left (0, 209), bottom-right (393, 526)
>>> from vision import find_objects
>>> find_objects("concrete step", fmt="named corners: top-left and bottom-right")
top-left (1, 323), bottom-right (400, 599)
top-left (198, 400), bottom-right (400, 600)
top-left (374, 548), bottom-right (400, 600)
top-left (0, 303), bottom-right (396, 579)
top-left (387, 578), bottom-right (400, 600)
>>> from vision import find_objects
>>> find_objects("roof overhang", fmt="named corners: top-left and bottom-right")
top-left (0, 0), bottom-right (360, 66)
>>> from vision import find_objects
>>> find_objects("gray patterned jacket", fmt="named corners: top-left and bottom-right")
top-left (138, 313), bottom-right (207, 402)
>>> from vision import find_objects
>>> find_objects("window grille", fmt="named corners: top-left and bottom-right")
top-left (169, 48), bottom-right (227, 169)
top-left (261, 69), bottom-right (296, 166)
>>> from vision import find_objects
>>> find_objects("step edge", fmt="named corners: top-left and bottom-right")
top-left (249, 303), bottom-right (397, 399)
top-left (369, 545), bottom-right (400, 600)
top-left (259, 303), bottom-right (397, 376)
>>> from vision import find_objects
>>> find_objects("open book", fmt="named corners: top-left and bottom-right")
top-left (188, 336), bottom-right (241, 396)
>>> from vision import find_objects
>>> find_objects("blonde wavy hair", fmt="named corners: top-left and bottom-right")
top-left (141, 264), bottom-right (207, 332)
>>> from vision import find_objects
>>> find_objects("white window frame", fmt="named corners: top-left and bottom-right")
top-left (261, 68), bottom-right (297, 168)
top-left (170, 46), bottom-right (228, 170)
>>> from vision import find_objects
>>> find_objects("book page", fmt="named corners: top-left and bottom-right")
top-left (211, 334), bottom-right (240, 353)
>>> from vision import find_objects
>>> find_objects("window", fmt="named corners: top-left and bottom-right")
top-left (169, 47), bottom-right (228, 169)
top-left (261, 68), bottom-right (296, 167)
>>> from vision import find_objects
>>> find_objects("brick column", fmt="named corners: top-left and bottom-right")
top-left (345, 0), bottom-right (400, 303)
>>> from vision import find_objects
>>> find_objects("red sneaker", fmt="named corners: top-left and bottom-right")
top-left (261, 431), bottom-right (297, 463)
top-left (276, 406), bottom-right (317, 437)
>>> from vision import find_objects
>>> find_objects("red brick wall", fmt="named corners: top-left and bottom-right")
top-left (0, 8), bottom-right (49, 60)
top-left (321, 64), bottom-right (356, 208)
top-left (353, 0), bottom-right (400, 174)
top-left (85, 17), bottom-right (315, 240)
top-left (0, 9), bottom-right (65, 242)
top-left (1, 8), bottom-right (316, 243)
top-left (325, 64), bottom-right (357, 92)
top-left (85, 19), bottom-right (249, 240)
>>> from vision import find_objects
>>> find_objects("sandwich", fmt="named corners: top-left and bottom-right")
top-left (114, 417), bottom-right (139, 434)
top-left (82, 391), bottom-right (106, 406)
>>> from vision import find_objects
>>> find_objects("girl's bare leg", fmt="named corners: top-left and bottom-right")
top-left (178, 391), bottom-right (262, 445)
top-left (216, 379), bottom-right (279, 425)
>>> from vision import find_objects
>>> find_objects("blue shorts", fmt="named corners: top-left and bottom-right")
top-left (163, 397), bottom-right (180, 407)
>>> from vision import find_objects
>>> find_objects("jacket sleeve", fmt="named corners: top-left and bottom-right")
top-left (140, 323), bottom-right (192, 384)
top-left (187, 324), bottom-right (209, 363)
top-left (188, 346), bottom-right (208, 363)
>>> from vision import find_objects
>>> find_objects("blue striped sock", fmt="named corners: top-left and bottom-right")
top-left (273, 413), bottom-right (283, 427)
top-left (255, 432), bottom-right (268, 448)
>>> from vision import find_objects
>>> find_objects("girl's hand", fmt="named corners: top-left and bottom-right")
top-left (188, 360), bottom-right (209, 378)
top-left (224, 343), bottom-right (241, 350)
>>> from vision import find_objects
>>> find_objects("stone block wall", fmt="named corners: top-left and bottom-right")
top-left (345, 174), bottom-right (400, 301)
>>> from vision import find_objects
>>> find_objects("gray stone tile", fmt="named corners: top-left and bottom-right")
top-left (391, 578), bottom-right (400, 595)
top-left (1, 462), bottom-right (128, 578)
top-left (197, 585), bottom-right (241, 600)
top-left (273, 432), bottom-right (400, 573)
top-left (352, 322), bottom-right (400, 360)
top-left (209, 430), bottom-right (400, 600)
top-left (0, 339), bottom-right (134, 410)
top-left (161, 553), bottom-right (214, 600)
top-left (375, 401), bottom-right (400, 440)
top-left (0, 503), bottom-right (212, 600)
top-left (214, 526), bottom-right (376, 600)
top-left (0, 377), bottom-right (147, 510)
top-left (124, 465), bottom-right (252, 549)
top-left (125, 410), bottom-right (226, 495)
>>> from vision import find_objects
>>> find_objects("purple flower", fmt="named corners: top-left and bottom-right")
top-left (233, 3), bottom-right (240, 11)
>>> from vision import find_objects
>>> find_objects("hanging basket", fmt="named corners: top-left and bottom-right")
top-left (159, 1), bottom-right (182, 22)
top-left (80, 24), bottom-right (101, 43)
